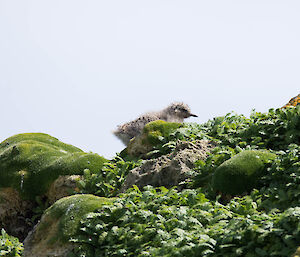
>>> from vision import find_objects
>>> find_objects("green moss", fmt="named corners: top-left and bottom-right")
top-left (36, 194), bottom-right (112, 244)
top-left (0, 133), bottom-right (107, 199)
top-left (0, 133), bottom-right (82, 153)
top-left (212, 150), bottom-right (276, 195)
top-left (143, 120), bottom-right (182, 145)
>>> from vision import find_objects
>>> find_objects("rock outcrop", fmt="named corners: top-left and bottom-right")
top-left (121, 140), bottom-right (214, 191)
top-left (0, 133), bottom-right (106, 240)
top-left (0, 188), bottom-right (34, 241)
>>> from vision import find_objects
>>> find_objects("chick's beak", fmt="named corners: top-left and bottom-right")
top-left (189, 113), bottom-right (198, 117)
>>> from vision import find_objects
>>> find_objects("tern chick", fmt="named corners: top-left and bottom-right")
top-left (113, 102), bottom-right (198, 145)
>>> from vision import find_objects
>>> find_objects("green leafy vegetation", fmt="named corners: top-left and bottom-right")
top-left (72, 106), bottom-right (300, 256)
top-left (0, 229), bottom-right (23, 257)
top-left (78, 156), bottom-right (142, 197)
top-left (254, 144), bottom-right (300, 212)
top-left (177, 107), bottom-right (300, 150)
top-left (71, 187), bottom-right (300, 257)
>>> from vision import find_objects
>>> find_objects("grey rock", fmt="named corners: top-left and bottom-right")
top-left (23, 226), bottom-right (75, 257)
top-left (47, 175), bottom-right (81, 205)
top-left (121, 140), bottom-right (214, 191)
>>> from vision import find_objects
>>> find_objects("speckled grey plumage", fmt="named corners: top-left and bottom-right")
top-left (113, 102), bottom-right (197, 145)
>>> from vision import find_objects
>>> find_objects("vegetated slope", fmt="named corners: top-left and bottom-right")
top-left (72, 106), bottom-right (300, 257)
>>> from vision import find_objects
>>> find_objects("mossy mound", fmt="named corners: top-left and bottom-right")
top-left (142, 120), bottom-right (182, 145)
top-left (0, 133), bottom-right (107, 199)
top-left (23, 194), bottom-right (112, 257)
top-left (36, 194), bottom-right (112, 244)
top-left (126, 120), bottom-right (182, 158)
top-left (212, 150), bottom-right (276, 195)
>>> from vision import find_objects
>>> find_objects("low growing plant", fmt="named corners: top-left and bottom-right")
top-left (70, 106), bottom-right (300, 256)
top-left (70, 187), bottom-right (299, 257)
top-left (77, 156), bottom-right (141, 197)
top-left (0, 229), bottom-right (23, 257)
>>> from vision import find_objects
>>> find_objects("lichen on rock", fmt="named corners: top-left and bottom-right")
top-left (282, 93), bottom-right (300, 108)
top-left (212, 150), bottom-right (276, 195)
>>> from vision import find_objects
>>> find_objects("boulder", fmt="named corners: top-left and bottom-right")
top-left (0, 188), bottom-right (34, 240)
top-left (0, 133), bottom-right (106, 240)
top-left (212, 150), bottom-right (276, 195)
top-left (0, 133), bottom-right (107, 200)
top-left (0, 174), bottom-right (82, 240)
top-left (121, 140), bottom-right (214, 191)
top-left (23, 194), bottom-right (112, 257)
top-left (47, 175), bottom-right (81, 205)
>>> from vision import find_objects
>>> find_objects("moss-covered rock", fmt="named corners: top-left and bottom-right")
top-left (142, 120), bottom-right (182, 145)
top-left (23, 194), bottom-right (112, 257)
top-left (212, 150), bottom-right (276, 195)
top-left (0, 133), bottom-right (107, 200)
top-left (126, 120), bottom-right (182, 158)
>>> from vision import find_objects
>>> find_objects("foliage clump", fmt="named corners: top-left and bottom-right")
top-left (71, 187), bottom-right (300, 257)
top-left (175, 106), bottom-right (300, 150)
top-left (253, 144), bottom-right (300, 211)
top-left (78, 156), bottom-right (141, 197)
top-left (0, 229), bottom-right (23, 257)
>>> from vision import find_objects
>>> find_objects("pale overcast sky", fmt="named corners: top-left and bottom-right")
top-left (1, 1), bottom-right (299, 158)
